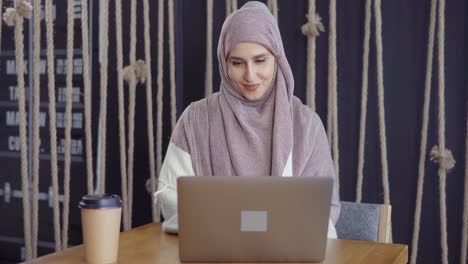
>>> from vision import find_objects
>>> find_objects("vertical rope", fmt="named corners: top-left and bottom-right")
top-left (273, 0), bottom-right (278, 20)
top-left (304, 0), bottom-right (319, 111)
top-left (4, 0), bottom-right (33, 259)
top-left (156, 0), bottom-right (164, 175)
top-left (461, 108), bottom-right (468, 264)
top-left (374, 0), bottom-right (390, 205)
top-left (81, 0), bottom-right (94, 195)
top-left (226, 0), bottom-right (231, 16)
top-left (410, 0), bottom-right (437, 262)
top-left (115, 0), bottom-right (129, 230)
top-left (332, 64), bottom-right (339, 191)
top-left (436, 0), bottom-right (448, 262)
top-left (168, 0), bottom-right (176, 130)
top-left (355, 0), bottom-right (371, 203)
top-left (31, 0), bottom-right (41, 257)
top-left (126, 0), bottom-right (137, 229)
top-left (267, 0), bottom-right (278, 20)
top-left (45, 0), bottom-right (61, 251)
top-left (205, 0), bottom-right (213, 97)
top-left (231, 0), bottom-right (237, 12)
top-left (327, 0), bottom-right (339, 187)
top-left (326, 0), bottom-right (334, 146)
top-left (61, 0), bottom-right (74, 249)
top-left (144, 0), bottom-right (157, 222)
top-left (99, 0), bottom-right (110, 194)
top-left (15, 5), bottom-right (31, 259)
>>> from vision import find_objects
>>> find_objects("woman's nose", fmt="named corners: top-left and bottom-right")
top-left (244, 64), bottom-right (255, 82)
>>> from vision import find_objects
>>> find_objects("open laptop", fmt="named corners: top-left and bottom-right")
top-left (177, 176), bottom-right (333, 262)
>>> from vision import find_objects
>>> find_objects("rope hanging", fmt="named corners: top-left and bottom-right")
top-left (62, 0), bottom-right (74, 249)
top-left (3, 0), bottom-right (33, 259)
top-left (461, 109), bottom-right (468, 264)
top-left (81, 0), bottom-right (93, 194)
top-left (147, 0), bottom-right (158, 222)
top-left (44, 0), bottom-right (61, 252)
top-left (374, 0), bottom-right (390, 205)
top-left (125, 0), bottom-right (138, 229)
top-left (410, 0), bottom-right (437, 258)
top-left (302, 0), bottom-right (324, 111)
top-left (432, 0), bottom-right (451, 262)
top-left (231, 0), bottom-right (237, 12)
top-left (226, 0), bottom-right (237, 16)
top-left (168, 0), bottom-right (176, 130)
top-left (205, 0), bottom-right (213, 97)
top-left (267, 0), bottom-right (278, 20)
top-left (355, 0), bottom-right (390, 207)
top-left (114, 0), bottom-right (129, 231)
top-left (31, 0), bottom-right (41, 258)
top-left (355, 0), bottom-right (371, 203)
top-left (61, 0), bottom-right (74, 249)
top-left (98, 0), bottom-right (110, 194)
top-left (156, 0), bottom-right (164, 176)
top-left (226, 0), bottom-right (231, 16)
top-left (327, 0), bottom-right (339, 188)
top-left (410, 0), bottom-right (455, 262)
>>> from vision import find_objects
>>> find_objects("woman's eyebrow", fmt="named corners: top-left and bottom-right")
top-left (228, 56), bottom-right (245, 61)
top-left (252, 53), bottom-right (269, 59)
top-left (229, 53), bottom-right (269, 60)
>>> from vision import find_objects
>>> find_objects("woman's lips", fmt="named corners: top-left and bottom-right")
top-left (243, 84), bottom-right (260, 91)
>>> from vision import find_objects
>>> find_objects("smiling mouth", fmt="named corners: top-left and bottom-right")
top-left (243, 84), bottom-right (260, 91)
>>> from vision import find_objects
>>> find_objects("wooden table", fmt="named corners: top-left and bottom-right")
top-left (24, 223), bottom-right (408, 264)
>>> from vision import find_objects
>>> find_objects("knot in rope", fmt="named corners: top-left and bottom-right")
top-left (145, 177), bottom-right (152, 194)
top-left (301, 13), bottom-right (325, 38)
top-left (123, 59), bottom-right (147, 84)
top-left (430, 145), bottom-right (456, 171)
top-left (3, 0), bottom-right (32, 26)
top-left (145, 177), bottom-right (159, 194)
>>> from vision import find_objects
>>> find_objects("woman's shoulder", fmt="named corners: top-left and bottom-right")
top-left (178, 93), bottom-right (220, 121)
top-left (179, 93), bottom-right (218, 128)
top-left (291, 96), bottom-right (323, 130)
top-left (183, 93), bottom-right (220, 115)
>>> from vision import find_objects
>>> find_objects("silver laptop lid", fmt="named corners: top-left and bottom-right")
top-left (177, 176), bottom-right (333, 262)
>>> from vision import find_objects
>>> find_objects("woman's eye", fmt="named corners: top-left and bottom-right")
top-left (231, 61), bottom-right (242, 66)
top-left (256, 59), bottom-right (266, 64)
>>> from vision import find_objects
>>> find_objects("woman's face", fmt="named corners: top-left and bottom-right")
top-left (227, 42), bottom-right (275, 101)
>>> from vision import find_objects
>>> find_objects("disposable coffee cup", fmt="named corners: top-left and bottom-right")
top-left (79, 194), bottom-right (122, 264)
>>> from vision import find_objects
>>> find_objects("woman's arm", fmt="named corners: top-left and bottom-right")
top-left (155, 142), bottom-right (195, 222)
top-left (302, 114), bottom-right (341, 225)
top-left (154, 108), bottom-right (195, 230)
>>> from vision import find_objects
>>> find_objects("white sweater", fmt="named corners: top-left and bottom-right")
top-left (155, 142), bottom-right (337, 238)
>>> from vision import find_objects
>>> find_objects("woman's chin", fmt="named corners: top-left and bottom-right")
top-left (242, 92), bottom-right (262, 101)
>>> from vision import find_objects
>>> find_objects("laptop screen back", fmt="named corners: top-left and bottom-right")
top-left (177, 176), bottom-right (333, 262)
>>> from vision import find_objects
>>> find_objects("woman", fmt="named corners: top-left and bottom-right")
top-left (155, 1), bottom-right (340, 238)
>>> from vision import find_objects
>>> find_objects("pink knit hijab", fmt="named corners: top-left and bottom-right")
top-left (172, 2), bottom-right (295, 177)
top-left (210, 1), bottom-right (294, 176)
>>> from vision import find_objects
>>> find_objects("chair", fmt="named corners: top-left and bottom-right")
top-left (335, 201), bottom-right (392, 243)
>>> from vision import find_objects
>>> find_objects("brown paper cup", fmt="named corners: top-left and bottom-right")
top-left (80, 194), bottom-right (122, 264)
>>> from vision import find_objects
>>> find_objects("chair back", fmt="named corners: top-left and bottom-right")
top-left (336, 201), bottom-right (392, 243)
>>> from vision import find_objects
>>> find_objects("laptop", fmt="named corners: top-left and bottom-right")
top-left (177, 176), bottom-right (333, 262)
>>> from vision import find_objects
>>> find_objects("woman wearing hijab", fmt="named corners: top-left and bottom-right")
top-left (155, 1), bottom-right (340, 238)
